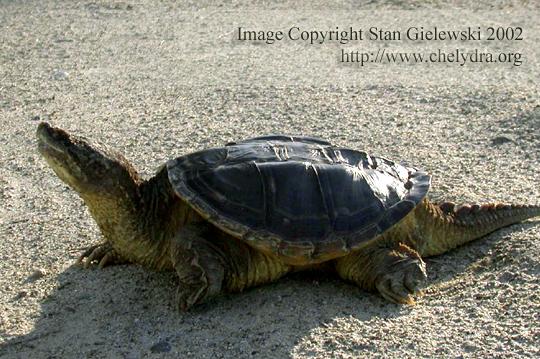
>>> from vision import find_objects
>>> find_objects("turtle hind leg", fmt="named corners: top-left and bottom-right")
top-left (335, 240), bottom-right (427, 304)
top-left (171, 225), bottom-right (226, 311)
top-left (171, 224), bottom-right (290, 311)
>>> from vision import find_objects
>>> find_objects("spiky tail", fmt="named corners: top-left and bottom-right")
top-left (413, 200), bottom-right (540, 257)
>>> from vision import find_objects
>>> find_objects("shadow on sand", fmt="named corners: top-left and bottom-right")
top-left (1, 220), bottom-right (537, 358)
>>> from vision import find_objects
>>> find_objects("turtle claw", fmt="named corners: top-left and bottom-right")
top-left (174, 256), bottom-right (210, 311)
top-left (377, 277), bottom-right (415, 305)
top-left (77, 242), bottom-right (124, 268)
top-left (76, 244), bottom-right (100, 267)
top-left (375, 258), bottom-right (427, 305)
top-left (176, 283), bottom-right (208, 311)
top-left (98, 252), bottom-right (115, 268)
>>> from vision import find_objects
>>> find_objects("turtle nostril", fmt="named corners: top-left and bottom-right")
top-left (38, 121), bottom-right (51, 130)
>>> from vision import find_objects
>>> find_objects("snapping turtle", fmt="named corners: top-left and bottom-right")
top-left (37, 122), bottom-right (539, 310)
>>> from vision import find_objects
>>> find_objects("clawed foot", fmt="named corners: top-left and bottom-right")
top-left (375, 255), bottom-right (427, 305)
top-left (171, 225), bottom-right (226, 311)
top-left (77, 242), bottom-right (125, 268)
top-left (176, 281), bottom-right (209, 311)
top-left (174, 254), bottom-right (212, 311)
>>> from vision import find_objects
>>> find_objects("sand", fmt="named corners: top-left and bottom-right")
top-left (0, 1), bottom-right (539, 358)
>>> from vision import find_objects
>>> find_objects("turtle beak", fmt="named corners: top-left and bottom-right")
top-left (37, 122), bottom-right (87, 190)
top-left (37, 122), bottom-right (72, 156)
top-left (37, 122), bottom-right (140, 196)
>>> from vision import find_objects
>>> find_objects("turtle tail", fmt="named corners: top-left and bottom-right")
top-left (414, 200), bottom-right (540, 257)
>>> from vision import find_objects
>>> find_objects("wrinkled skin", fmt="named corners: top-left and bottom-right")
top-left (37, 122), bottom-right (540, 310)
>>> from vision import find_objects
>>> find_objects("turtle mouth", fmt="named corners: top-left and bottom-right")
top-left (37, 122), bottom-right (86, 187)
top-left (37, 122), bottom-right (73, 158)
top-left (37, 122), bottom-right (82, 169)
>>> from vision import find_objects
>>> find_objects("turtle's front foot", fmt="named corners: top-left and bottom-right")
top-left (77, 242), bottom-right (126, 268)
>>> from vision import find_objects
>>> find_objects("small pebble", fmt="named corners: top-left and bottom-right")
top-left (150, 341), bottom-right (171, 353)
top-left (27, 268), bottom-right (47, 282)
top-left (491, 136), bottom-right (514, 145)
top-left (52, 69), bottom-right (69, 80)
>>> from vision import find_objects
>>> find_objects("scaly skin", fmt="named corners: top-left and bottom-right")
top-left (335, 199), bottom-right (540, 304)
top-left (37, 122), bottom-right (539, 310)
top-left (170, 224), bottom-right (290, 310)
top-left (413, 200), bottom-right (540, 256)
top-left (37, 122), bottom-right (290, 309)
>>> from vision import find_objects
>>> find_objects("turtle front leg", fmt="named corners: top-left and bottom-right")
top-left (171, 224), bottom-right (291, 311)
top-left (77, 242), bottom-right (128, 268)
top-left (335, 240), bottom-right (427, 304)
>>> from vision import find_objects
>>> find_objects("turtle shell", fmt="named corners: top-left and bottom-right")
top-left (167, 135), bottom-right (431, 265)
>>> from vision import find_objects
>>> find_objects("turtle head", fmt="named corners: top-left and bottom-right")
top-left (37, 122), bottom-right (179, 267)
top-left (37, 122), bottom-right (141, 197)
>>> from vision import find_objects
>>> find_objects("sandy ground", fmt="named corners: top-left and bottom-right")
top-left (1, 1), bottom-right (539, 358)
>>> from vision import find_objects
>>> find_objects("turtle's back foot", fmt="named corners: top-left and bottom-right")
top-left (171, 224), bottom-right (290, 311)
top-left (77, 242), bottom-right (127, 268)
top-left (171, 225), bottom-right (226, 311)
top-left (374, 244), bottom-right (427, 304)
top-left (336, 241), bottom-right (427, 304)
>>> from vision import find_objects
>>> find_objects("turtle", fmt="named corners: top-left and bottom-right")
top-left (36, 122), bottom-right (540, 310)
